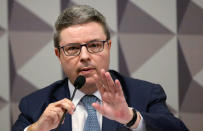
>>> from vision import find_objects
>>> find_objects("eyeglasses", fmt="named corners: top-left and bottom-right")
top-left (58, 39), bottom-right (109, 56)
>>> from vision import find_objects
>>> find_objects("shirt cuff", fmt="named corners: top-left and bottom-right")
top-left (24, 125), bottom-right (30, 131)
top-left (131, 111), bottom-right (146, 131)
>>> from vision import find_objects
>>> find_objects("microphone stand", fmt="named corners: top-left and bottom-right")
top-left (56, 75), bottom-right (85, 131)
top-left (56, 87), bottom-right (77, 131)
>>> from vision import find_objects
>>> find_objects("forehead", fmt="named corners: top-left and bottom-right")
top-left (60, 22), bottom-right (106, 45)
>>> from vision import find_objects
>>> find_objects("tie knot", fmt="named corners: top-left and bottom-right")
top-left (81, 95), bottom-right (98, 110)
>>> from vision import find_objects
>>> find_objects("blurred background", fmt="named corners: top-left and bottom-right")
top-left (0, 0), bottom-right (203, 130)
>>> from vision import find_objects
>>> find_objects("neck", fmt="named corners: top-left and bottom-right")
top-left (80, 84), bottom-right (98, 95)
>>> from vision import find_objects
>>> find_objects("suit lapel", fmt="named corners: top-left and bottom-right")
top-left (58, 114), bottom-right (72, 131)
top-left (53, 78), bottom-right (70, 101)
top-left (52, 79), bottom-right (72, 131)
top-left (109, 70), bottom-right (128, 102)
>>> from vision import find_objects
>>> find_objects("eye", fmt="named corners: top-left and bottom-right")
top-left (64, 45), bottom-right (80, 52)
top-left (88, 42), bottom-right (102, 48)
top-left (68, 46), bottom-right (80, 50)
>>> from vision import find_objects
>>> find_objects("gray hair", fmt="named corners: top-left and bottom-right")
top-left (54, 5), bottom-right (110, 48)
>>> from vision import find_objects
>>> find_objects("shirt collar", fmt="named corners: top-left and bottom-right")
top-left (68, 80), bottom-right (102, 107)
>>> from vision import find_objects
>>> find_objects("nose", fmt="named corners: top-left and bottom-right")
top-left (79, 46), bottom-right (90, 62)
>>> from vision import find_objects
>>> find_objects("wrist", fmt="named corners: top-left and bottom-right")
top-left (27, 123), bottom-right (37, 131)
top-left (125, 108), bottom-right (137, 128)
top-left (124, 107), bottom-right (134, 124)
top-left (27, 122), bottom-right (47, 131)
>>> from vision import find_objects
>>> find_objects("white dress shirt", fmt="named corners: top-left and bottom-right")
top-left (24, 80), bottom-right (146, 131)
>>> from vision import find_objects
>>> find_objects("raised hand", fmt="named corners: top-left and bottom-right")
top-left (92, 69), bottom-right (133, 125)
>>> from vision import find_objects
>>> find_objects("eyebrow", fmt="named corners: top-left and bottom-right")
top-left (62, 39), bottom-right (105, 47)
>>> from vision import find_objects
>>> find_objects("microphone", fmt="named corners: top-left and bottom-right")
top-left (56, 75), bottom-right (86, 130)
top-left (71, 75), bottom-right (86, 100)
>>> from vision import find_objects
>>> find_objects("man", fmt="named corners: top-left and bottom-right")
top-left (12, 5), bottom-right (188, 131)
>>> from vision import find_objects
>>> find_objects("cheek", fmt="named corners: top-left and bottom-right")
top-left (60, 58), bottom-right (77, 77)
top-left (96, 52), bottom-right (110, 70)
top-left (104, 52), bottom-right (110, 69)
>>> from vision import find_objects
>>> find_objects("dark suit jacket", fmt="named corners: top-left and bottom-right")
top-left (12, 70), bottom-right (188, 131)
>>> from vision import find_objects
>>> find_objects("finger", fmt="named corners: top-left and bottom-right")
top-left (62, 98), bottom-right (75, 109)
top-left (52, 98), bottom-right (74, 108)
top-left (105, 72), bottom-right (116, 93)
top-left (101, 91), bottom-right (113, 104)
top-left (47, 109), bottom-right (58, 125)
top-left (101, 69), bottom-right (111, 92)
top-left (44, 108), bottom-right (62, 126)
top-left (57, 103), bottom-right (74, 115)
top-left (49, 107), bottom-right (64, 123)
top-left (53, 99), bottom-right (75, 114)
top-left (94, 73), bottom-right (111, 103)
top-left (115, 79), bottom-right (124, 96)
top-left (92, 102), bottom-right (106, 116)
top-left (99, 69), bottom-right (115, 104)
top-left (94, 74), bottom-right (105, 95)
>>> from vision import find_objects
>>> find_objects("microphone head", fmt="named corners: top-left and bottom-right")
top-left (73, 75), bottom-right (86, 89)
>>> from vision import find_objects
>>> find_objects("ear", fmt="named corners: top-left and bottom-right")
top-left (108, 40), bottom-right (111, 49)
top-left (55, 48), bottom-right (60, 59)
top-left (55, 48), bottom-right (62, 64)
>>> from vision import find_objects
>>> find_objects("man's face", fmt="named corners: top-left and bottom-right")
top-left (55, 22), bottom-right (111, 89)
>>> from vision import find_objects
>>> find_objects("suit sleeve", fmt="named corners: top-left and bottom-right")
top-left (11, 98), bottom-right (33, 131)
top-left (140, 84), bottom-right (189, 131)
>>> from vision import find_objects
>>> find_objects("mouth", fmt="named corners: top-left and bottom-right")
top-left (78, 67), bottom-right (96, 76)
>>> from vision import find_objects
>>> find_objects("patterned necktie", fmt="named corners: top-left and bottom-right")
top-left (81, 95), bottom-right (100, 131)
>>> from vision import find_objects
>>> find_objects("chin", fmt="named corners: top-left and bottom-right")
top-left (85, 77), bottom-right (96, 87)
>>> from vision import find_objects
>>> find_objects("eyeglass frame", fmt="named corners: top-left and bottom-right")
top-left (57, 39), bottom-right (110, 56)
